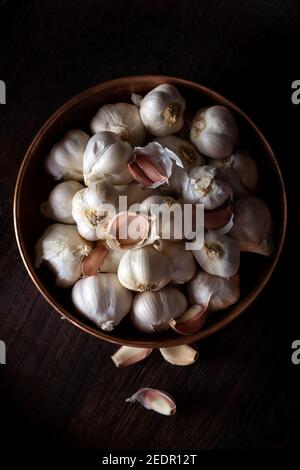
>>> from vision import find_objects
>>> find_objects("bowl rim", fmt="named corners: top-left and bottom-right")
top-left (13, 74), bottom-right (287, 348)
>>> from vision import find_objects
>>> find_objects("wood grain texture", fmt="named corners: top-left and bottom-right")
top-left (0, 0), bottom-right (298, 450)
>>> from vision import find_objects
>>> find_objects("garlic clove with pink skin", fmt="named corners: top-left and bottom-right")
top-left (126, 388), bottom-right (176, 416)
top-left (228, 197), bottom-right (273, 256)
top-left (169, 305), bottom-right (208, 335)
top-left (81, 245), bottom-right (109, 277)
top-left (160, 345), bottom-right (199, 365)
top-left (111, 346), bottom-right (153, 368)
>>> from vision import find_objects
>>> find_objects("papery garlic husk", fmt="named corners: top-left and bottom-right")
top-left (72, 273), bottom-right (133, 331)
top-left (210, 151), bottom-right (258, 197)
top-left (154, 135), bottom-right (205, 171)
top-left (90, 102), bottom-right (147, 146)
top-left (72, 179), bottom-right (118, 241)
top-left (193, 230), bottom-right (240, 278)
top-left (131, 287), bottom-right (188, 333)
top-left (126, 388), bottom-right (176, 416)
top-left (96, 242), bottom-right (124, 273)
top-left (114, 182), bottom-right (161, 207)
top-left (190, 106), bottom-right (238, 159)
top-left (41, 180), bottom-right (84, 224)
top-left (83, 132), bottom-right (133, 185)
top-left (182, 165), bottom-right (232, 209)
top-left (160, 345), bottom-right (198, 366)
top-left (35, 224), bottom-right (93, 288)
top-left (140, 195), bottom-right (184, 240)
top-left (187, 271), bottom-right (240, 312)
top-left (169, 305), bottom-right (208, 335)
top-left (154, 240), bottom-right (196, 284)
top-left (133, 84), bottom-right (186, 137)
top-left (118, 245), bottom-right (172, 292)
top-left (106, 211), bottom-right (158, 251)
top-left (128, 142), bottom-right (185, 189)
top-left (111, 346), bottom-right (153, 367)
top-left (228, 197), bottom-right (273, 255)
top-left (45, 129), bottom-right (89, 181)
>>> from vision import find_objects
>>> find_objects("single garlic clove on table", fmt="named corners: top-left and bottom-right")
top-left (190, 106), bottom-right (238, 159)
top-left (126, 388), bottom-right (176, 416)
top-left (35, 224), bottom-right (93, 288)
top-left (160, 345), bottom-right (198, 365)
top-left (90, 102), bottom-right (147, 146)
top-left (41, 180), bottom-right (84, 224)
top-left (72, 273), bottom-right (133, 331)
top-left (131, 287), bottom-right (188, 333)
top-left (45, 129), bottom-right (89, 181)
top-left (111, 346), bottom-right (153, 368)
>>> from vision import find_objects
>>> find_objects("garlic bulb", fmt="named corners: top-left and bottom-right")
top-left (133, 84), bottom-right (186, 136)
top-left (211, 151), bottom-right (258, 197)
top-left (154, 135), bottom-right (205, 171)
top-left (117, 245), bottom-right (172, 292)
top-left (107, 211), bottom-right (157, 251)
top-left (182, 165), bottom-right (232, 209)
top-left (72, 180), bottom-right (118, 241)
top-left (193, 230), bottom-right (240, 278)
top-left (131, 287), bottom-right (188, 333)
top-left (83, 132), bottom-right (133, 185)
top-left (228, 197), bottom-right (273, 255)
top-left (140, 195), bottom-right (184, 240)
top-left (190, 106), bottom-right (238, 158)
top-left (96, 242), bottom-right (124, 273)
top-left (187, 271), bottom-right (240, 312)
top-left (155, 240), bottom-right (196, 284)
top-left (41, 180), bottom-right (84, 224)
top-left (90, 102), bottom-right (147, 146)
top-left (45, 129), bottom-right (89, 181)
top-left (72, 273), bottom-right (133, 331)
top-left (35, 224), bottom-right (93, 288)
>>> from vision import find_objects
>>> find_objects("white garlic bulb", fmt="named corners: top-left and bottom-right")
top-left (96, 242), bottom-right (124, 273)
top-left (72, 180), bottom-right (118, 241)
top-left (83, 132), bottom-right (133, 185)
top-left (117, 245), bottom-right (172, 292)
top-left (90, 102), bottom-right (147, 146)
top-left (155, 240), bottom-right (196, 284)
top-left (228, 197), bottom-right (273, 255)
top-left (41, 180), bottom-right (84, 224)
top-left (45, 129), bottom-right (89, 181)
top-left (72, 273), bottom-right (133, 331)
top-left (35, 224), bottom-right (93, 288)
top-left (182, 165), bottom-right (232, 209)
top-left (187, 271), bottom-right (240, 312)
top-left (131, 287), bottom-right (188, 333)
top-left (193, 230), bottom-right (240, 278)
top-left (140, 195), bottom-right (184, 240)
top-left (133, 84), bottom-right (186, 136)
top-left (154, 135), bottom-right (205, 171)
top-left (190, 106), bottom-right (238, 158)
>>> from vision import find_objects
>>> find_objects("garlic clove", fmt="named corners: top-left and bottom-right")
top-left (169, 304), bottom-right (209, 335)
top-left (126, 388), bottom-right (176, 416)
top-left (41, 180), bottom-right (84, 224)
top-left (193, 231), bottom-right (240, 278)
top-left (90, 102), bottom-right (147, 146)
top-left (190, 106), bottom-right (239, 159)
top-left (96, 242), bottom-right (124, 273)
top-left (128, 158), bottom-right (168, 186)
top-left (137, 83), bottom-right (186, 137)
top-left (106, 211), bottom-right (156, 251)
top-left (154, 135), bottom-right (205, 171)
top-left (204, 204), bottom-right (233, 231)
top-left (81, 245), bottom-right (109, 277)
top-left (111, 346), bottom-right (153, 367)
top-left (160, 345), bottom-right (198, 366)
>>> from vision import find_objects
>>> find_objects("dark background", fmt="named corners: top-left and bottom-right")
top-left (0, 0), bottom-right (298, 451)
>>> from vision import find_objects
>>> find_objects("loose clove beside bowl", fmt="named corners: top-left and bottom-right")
top-left (13, 76), bottom-right (287, 348)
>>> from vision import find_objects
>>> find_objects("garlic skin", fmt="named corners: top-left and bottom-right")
top-left (154, 240), bottom-right (196, 284)
top-left (190, 106), bottom-right (238, 158)
top-left (72, 273), bottom-right (133, 331)
top-left (140, 195), bottom-right (184, 240)
top-left (131, 287), bottom-right (188, 333)
top-left (154, 135), bottom-right (205, 171)
top-left (45, 130), bottom-right (89, 181)
top-left (72, 180), bottom-right (118, 241)
top-left (229, 197), bottom-right (273, 255)
top-left (117, 245), bottom-right (172, 292)
top-left (96, 242), bottom-right (124, 273)
top-left (90, 102), bottom-right (147, 146)
top-left (188, 271), bottom-right (240, 312)
top-left (41, 180), bottom-right (84, 224)
top-left (83, 132), bottom-right (133, 185)
top-left (182, 165), bottom-right (232, 209)
top-left (193, 230), bottom-right (240, 278)
top-left (136, 84), bottom-right (186, 137)
top-left (35, 224), bottom-right (93, 288)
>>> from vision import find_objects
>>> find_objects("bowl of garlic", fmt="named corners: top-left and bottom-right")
top-left (14, 75), bottom-right (287, 348)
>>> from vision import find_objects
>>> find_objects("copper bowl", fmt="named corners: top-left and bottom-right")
top-left (13, 75), bottom-right (287, 348)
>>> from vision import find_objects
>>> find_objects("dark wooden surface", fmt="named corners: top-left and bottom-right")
top-left (0, 0), bottom-right (298, 450)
